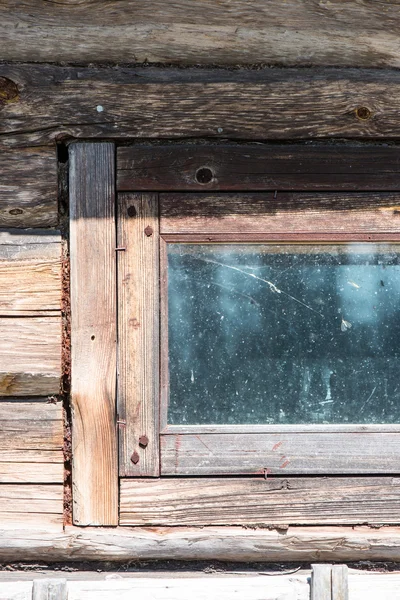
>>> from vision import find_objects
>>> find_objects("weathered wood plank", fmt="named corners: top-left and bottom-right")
top-left (161, 432), bottom-right (400, 475)
top-left (3, 66), bottom-right (400, 147)
top-left (120, 477), bottom-right (400, 526)
top-left (2, 1), bottom-right (400, 68)
top-left (69, 142), bottom-right (118, 526)
top-left (160, 192), bottom-right (400, 236)
top-left (0, 147), bottom-right (57, 227)
top-left (0, 230), bottom-right (61, 261)
top-left (118, 145), bottom-right (400, 191)
top-left (1, 525), bottom-right (400, 562)
top-left (117, 193), bottom-right (160, 477)
top-left (0, 484), bottom-right (63, 530)
top-left (332, 565), bottom-right (349, 600)
top-left (0, 401), bottom-right (63, 483)
top-left (311, 564), bottom-right (332, 600)
top-left (0, 317), bottom-right (61, 396)
top-left (33, 579), bottom-right (67, 600)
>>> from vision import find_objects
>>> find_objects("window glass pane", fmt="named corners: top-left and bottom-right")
top-left (167, 243), bottom-right (400, 425)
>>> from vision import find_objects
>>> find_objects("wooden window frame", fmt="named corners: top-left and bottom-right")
top-left (70, 141), bottom-right (400, 527)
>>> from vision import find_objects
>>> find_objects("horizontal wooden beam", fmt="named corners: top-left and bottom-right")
top-left (3, 66), bottom-right (400, 148)
top-left (0, 148), bottom-right (57, 227)
top-left (1, 525), bottom-right (400, 561)
top-left (0, 317), bottom-right (61, 396)
top-left (0, 484), bottom-right (63, 530)
top-left (120, 477), bottom-right (400, 527)
top-left (118, 145), bottom-right (400, 191)
top-left (1, 1), bottom-right (400, 68)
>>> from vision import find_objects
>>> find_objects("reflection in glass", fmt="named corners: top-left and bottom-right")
top-left (167, 244), bottom-right (400, 425)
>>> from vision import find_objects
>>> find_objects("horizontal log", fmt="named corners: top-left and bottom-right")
top-left (120, 477), bottom-right (400, 526)
top-left (3, 66), bottom-right (400, 147)
top-left (0, 148), bottom-right (57, 227)
top-left (118, 145), bottom-right (400, 191)
top-left (0, 401), bottom-right (63, 483)
top-left (1, 1), bottom-right (400, 68)
top-left (161, 432), bottom-right (400, 475)
top-left (0, 484), bottom-right (63, 530)
top-left (1, 525), bottom-right (400, 562)
top-left (160, 192), bottom-right (400, 236)
top-left (0, 317), bottom-right (61, 396)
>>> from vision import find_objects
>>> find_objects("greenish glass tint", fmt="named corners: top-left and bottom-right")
top-left (167, 243), bottom-right (400, 425)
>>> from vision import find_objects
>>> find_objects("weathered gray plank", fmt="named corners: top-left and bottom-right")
top-left (0, 230), bottom-right (61, 261)
top-left (1, 1), bottom-right (400, 68)
top-left (332, 565), bottom-right (349, 600)
top-left (118, 145), bottom-right (400, 192)
top-left (0, 147), bottom-right (57, 227)
top-left (161, 432), bottom-right (400, 475)
top-left (117, 193), bottom-right (160, 477)
top-left (0, 317), bottom-right (61, 396)
top-left (0, 401), bottom-right (63, 484)
top-left (120, 477), bottom-right (400, 526)
top-left (32, 579), bottom-right (67, 600)
top-left (3, 66), bottom-right (400, 147)
top-left (160, 192), bottom-right (400, 236)
top-left (69, 142), bottom-right (118, 526)
top-left (311, 564), bottom-right (332, 600)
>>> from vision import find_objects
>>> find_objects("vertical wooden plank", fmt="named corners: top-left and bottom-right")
top-left (32, 579), bottom-right (67, 600)
top-left (311, 564), bottom-right (332, 600)
top-left (69, 142), bottom-right (118, 525)
top-left (117, 192), bottom-right (160, 477)
top-left (332, 565), bottom-right (349, 600)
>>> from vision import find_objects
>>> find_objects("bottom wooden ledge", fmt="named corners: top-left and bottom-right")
top-left (1, 525), bottom-right (400, 562)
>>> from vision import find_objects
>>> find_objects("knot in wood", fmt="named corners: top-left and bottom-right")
top-left (355, 106), bottom-right (372, 120)
top-left (0, 77), bottom-right (19, 104)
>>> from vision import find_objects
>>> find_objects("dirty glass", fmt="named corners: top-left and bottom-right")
top-left (166, 243), bottom-right (400, 425)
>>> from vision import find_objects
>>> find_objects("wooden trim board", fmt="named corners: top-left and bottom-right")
top-left (69, 142), bottom-right (118, 526)
top-left (120, 477), bottom-right (400, 526)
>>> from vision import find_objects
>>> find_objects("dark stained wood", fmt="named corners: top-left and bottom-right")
top-left (160, 192), bottom-right (400, 236)
top-left (160, 432), bottom-right (400, 475)
top-left (69, 142), bottom-right (118, 526)
top-left (117, 193), bottom-right (160, 477)
top-left (118, 145), bottom-right (400, 191)
top-left (0, 147), bottom-right (57, 227)
top-left (120, 477), bottom-right (400, 527)
top-left (2, 1), bottom-right (400, 68)
top-left (3, 66), bottom-right (400, 148)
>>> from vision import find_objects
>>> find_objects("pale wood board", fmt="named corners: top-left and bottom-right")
top-left (0, 401), bottom-right (63, 483)
top-left (69, 142), bottom-right (118, 526)
top-left (1, 525), bottom-right (400, 561)
top-left (0, 147), bottom-right (57, 227)
top-left (311, 564), bottom-right (332, 600)
top-left (161, 432), bottom-right (400, 475)
top-left (2, 1), bottom-right (400, 67)
top-left (3, 66), bottom-right (400, 148)
top-left (332, 565), bottom-right (349, 600)
top-left (0, 317), bottom-right (61, 396)
top-left (117, 193), bottom-right (160, 477)
top-left (120, 477), bottom-right (400, 526)
top-left (32, 579), bottom-right (67, 600)
top-left (160, 192), bottom-right (400, 236)
top-left (0, 484), bottom-right (63, 530)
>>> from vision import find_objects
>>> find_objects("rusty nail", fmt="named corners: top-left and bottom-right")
top-left (117, 419), bottom-right (126, 427)
top-left (139, 435), bottom-right (149, 448)
top-left (130, 451), bottom-right (140, 464)
top-left (115, 247), bottom-right (126, 251)
top-left (144, 226), bottom-right (153, 237)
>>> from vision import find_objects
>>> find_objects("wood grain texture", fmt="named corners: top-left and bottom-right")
top-left (3, 66), bottom-right (400, 148)
top-left (0, 147), bottom-right (57, 227)
top-left (161, 432), bottom-right (400, 475)
top-left (118, 145), bottom-right (400, 192)
top-left (311, 564), bottom-right (332, 600)
top-left (332, 565), bottom-right (349, 600)
top-left (0, 401), bottom-right (63, 484)
top-left (160, 192), bottom-right (400, 236)
top-left (1, 525), bottom-right (400, 562)
top-left (0, 485), bottom-right (63, 530)
top-left (33, 579), bottom-right (67, 600)
top-left (69, 142), bottom-right (118, 526)
top-left (0, 317), bottom-right (61, 396)
top-left (120, 477), bottom-right (400, 526)
top-left (117, 193), bottom-right (160, 477)
top-left (2, 1), bottom-right (400, 67)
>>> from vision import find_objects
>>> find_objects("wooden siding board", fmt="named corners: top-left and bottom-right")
top-left (0, 317), bottom-right (61, 396)
top-left (3, 66), bottom-right (400, 147)
top-left (1, 1), bottom-right (400, 67)
top-left (0, 147), bottom-right (57, 228)
top-left (69, 142), bottom-right (118, 526)
top-left (120, 477), bottom-right (400, 526)
top-left (0, 484), bottom-right (63, 530)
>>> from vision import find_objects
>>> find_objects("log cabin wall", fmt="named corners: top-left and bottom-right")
top-left (2, 0), bottom-right (400, 561)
